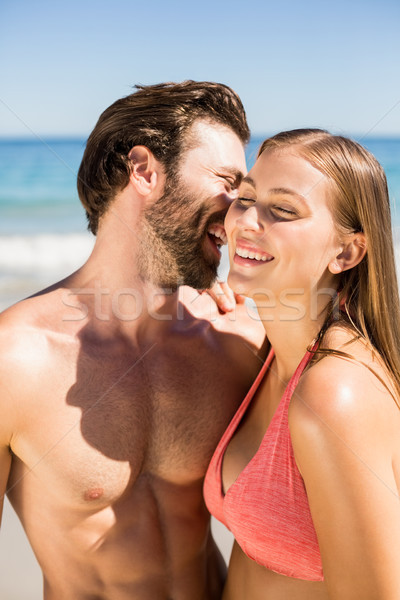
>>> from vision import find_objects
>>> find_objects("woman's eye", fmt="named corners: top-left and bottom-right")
top-left (273, 205), bottom-right (296, 216)
top-left (237, 197), bottom-right (256, 205)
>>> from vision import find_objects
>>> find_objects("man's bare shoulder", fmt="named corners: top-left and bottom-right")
top-left (1, 280), bottom-right (70, 329)
top-left (0, 296), bottom-right (59, 438)
top-left (0, 286), bottom-right (78, 388)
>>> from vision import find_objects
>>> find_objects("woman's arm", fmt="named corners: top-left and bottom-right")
top-left (289, 356), bottom-right (400, 600)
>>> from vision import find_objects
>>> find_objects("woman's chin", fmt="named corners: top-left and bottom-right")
top-left (227, 272), bottom-right (251, 297)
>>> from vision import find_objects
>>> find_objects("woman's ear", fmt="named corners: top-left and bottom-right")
top-left (328, 233), bottom-right (367, 274)
top-left (128, 146), bottom-right (161, 195)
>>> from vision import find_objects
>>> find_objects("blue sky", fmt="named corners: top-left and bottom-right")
top-left (1, 0), bottom-right (399, 138)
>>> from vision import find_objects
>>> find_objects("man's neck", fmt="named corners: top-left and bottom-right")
top-left (59, 225), bottom-right (184, 343)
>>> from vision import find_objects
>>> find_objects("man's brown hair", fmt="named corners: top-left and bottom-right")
top-left (77, 80), bottom-right (250, 234)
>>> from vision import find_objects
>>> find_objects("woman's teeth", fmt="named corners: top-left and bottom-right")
top-left (235, 247), bottom-right (272, 261)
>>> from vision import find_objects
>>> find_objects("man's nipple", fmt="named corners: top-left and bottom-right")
top-left (84, 488), bottom-right (104, 501)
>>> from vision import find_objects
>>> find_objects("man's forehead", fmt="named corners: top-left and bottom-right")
top-left (183, 118), bottom-right (244, 150)
top-left (175, 119), bottom-right (247, 183)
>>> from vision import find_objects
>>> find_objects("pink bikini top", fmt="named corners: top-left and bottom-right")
top-left (204, 347), bottom-right (324, 581)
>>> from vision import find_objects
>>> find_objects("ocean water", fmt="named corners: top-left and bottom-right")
top-left (0, 136), bottom-right (400, 309)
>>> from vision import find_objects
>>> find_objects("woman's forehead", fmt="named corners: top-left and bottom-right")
top-left (248, 148), bottom-right (330, 200)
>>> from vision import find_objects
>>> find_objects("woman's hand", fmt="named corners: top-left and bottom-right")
top-left (205, 280), bottom-right (246, 314)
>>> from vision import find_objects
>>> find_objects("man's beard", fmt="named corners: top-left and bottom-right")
top-left (137, 176), bottom-right (224, 290)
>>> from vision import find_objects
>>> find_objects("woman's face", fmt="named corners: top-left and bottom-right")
top-left (225, 148), bottom-right (342, 309)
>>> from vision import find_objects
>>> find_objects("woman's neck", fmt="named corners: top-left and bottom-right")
top-left (259, 308), bottom-right (328, 384)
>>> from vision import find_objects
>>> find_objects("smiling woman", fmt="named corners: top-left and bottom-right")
top-left (225, 142), bottom-right (343, 310)
top-left (204, 128), bottom-right (400, 600)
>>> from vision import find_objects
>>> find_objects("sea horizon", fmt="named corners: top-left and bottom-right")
top-left (1, 135), bottom-right (399, 310)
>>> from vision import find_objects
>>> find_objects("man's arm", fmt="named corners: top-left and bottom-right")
top-left (0, 350), bottom-right (16, 526)
top-left (0, 309), bottom-right (30, 527)
top-left (0, 444), bottom-right (12, 526)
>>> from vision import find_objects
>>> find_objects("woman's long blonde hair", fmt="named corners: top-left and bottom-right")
top-left (258, 129), bottom-right (400, 405)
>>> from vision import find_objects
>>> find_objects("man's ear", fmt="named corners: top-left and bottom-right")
top-left (128, 146), bottom-right (161, 195)
top-left (328, 233), bottom-right (367, 275)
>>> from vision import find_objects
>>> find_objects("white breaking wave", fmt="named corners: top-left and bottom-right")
top-left (1, 233), bottom-right (400, 312)
top-left (0, 233), bottom-right (95, 309)
top-left (0, 233), bottom-right (95, 273)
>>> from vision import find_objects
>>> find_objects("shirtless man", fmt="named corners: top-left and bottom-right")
top-left (0, 81), bottom-right (265, 599)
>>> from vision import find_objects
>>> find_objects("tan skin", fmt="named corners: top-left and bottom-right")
top-left (0, 120), bottom-right (266, 600)
top-left (221, 148), bottom-right (400, 600)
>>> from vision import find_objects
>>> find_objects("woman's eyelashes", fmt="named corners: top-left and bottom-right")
top-left (272, 205), bottom-right (297, 218)
top-left (237, 196), bottom-right (256, 205)
top-left (236, 197), bottom-right (298, 219)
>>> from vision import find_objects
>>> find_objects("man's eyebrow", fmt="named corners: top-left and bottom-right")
top-left (219, 167), bottom-right (245, 185)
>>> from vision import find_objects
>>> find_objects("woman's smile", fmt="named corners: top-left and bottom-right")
top-left (234, 238), bottom-right (274, 267)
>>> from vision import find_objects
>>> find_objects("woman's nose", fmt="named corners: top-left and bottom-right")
top-left (236, 206), bottom-right (262, 232)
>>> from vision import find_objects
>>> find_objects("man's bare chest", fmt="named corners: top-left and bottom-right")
top-left (10, 341), bottom-right (247, 508)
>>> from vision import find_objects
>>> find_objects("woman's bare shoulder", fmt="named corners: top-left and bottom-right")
top-left (289, 326), bottom-right (399, 454)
